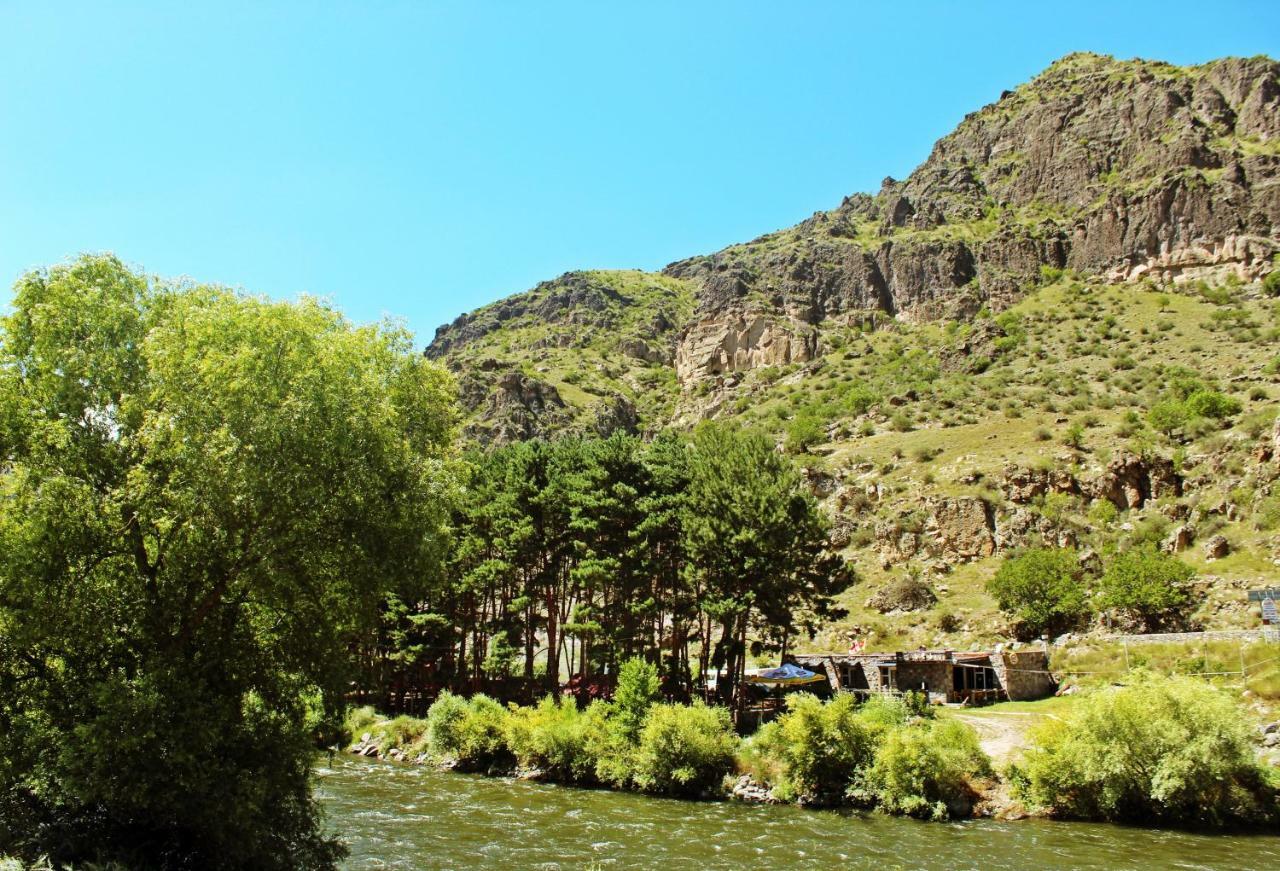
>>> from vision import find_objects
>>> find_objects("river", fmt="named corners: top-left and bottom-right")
top-left (317, 755), bottom-right (1280, 870)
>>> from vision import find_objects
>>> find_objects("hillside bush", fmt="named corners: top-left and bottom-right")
top-left (987, 548), bottom-right (1089, 639)
top-left (1016, 674), bottom-right (1278, 826)
top-left (1097, 543), bottom-right (1194, 631)
top-left (865, 719), bottom-right (990, 820)
top-left (632, 702), bottom-right (738, 797)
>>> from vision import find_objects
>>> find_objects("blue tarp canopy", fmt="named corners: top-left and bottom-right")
top-left (744, 664), bottom-right (826, 686)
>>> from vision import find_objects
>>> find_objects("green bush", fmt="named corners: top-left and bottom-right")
top-left (1017, 674), bottom-right (1277, 826)
top-left (866, 719), bottom-right (990, 819)
top-left (344, 705), bottom-right (381, 740)
top-left (786, 414), bottom-right (825, 453)
top-left (424, 691), bottom-right (469, 757)
top-left (987, 548), bottom-right (1089, 639)
top-left (425, 692), bottom-right (510, 768)
top-left (1147, 400), bottom-right (1188, 436)
top-left (614, 657), bottom-right (661, 741)
top-left (504, 696), bottom-right (612, 783)
top-left (756, 693), bottom-right (877, 802)
top-left (1098, 543), bottom-right (1194, 631)
top-left (632, 702), bottom-right (738, 797)
top-left (1184, 390), bottom-right (1241, 420)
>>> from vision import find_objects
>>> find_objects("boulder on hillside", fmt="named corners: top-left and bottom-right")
top-left (1203, 534), bottom-right (1231, 560)
top-left (925, 497), bottom-right (996, 562)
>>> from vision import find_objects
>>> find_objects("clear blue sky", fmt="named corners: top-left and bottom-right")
top-left (2, 2), bottom-right (1278, 343)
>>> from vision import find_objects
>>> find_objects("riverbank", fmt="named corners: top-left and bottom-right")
top-left (343, 668), bottom-right (1280, 830)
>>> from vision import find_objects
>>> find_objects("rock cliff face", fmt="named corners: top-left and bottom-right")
top-left (428, 52), bottom-right (1280, 433)
top-left (661, 53), bottom-right (1280, 384)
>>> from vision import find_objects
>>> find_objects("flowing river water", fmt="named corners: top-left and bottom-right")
top-left (317, 755), bottom-right (1280, 870)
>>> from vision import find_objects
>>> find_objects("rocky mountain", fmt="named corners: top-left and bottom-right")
top-left (430, 53), bottom-right (1279, 426)
top-left (425, 53), bottom-right (1280, 648)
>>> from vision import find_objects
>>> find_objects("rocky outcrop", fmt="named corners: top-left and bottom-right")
top-left (1001, 465), bottom-right (1083, 504)
top-left (1088, 453), bottom-right (1182, 510)
top-left (925, 497), bottom-right (996, 562)
top-left (663, 53), bottom-right (1280, 348)
top-left (675, 313), bottom-right (818, 384)
top-left (589, 393), bottom-right (639, 438)
top-left (469, 370), bottom-right (571, 444)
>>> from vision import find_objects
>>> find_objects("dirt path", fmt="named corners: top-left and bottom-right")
top-left (952, 712), bottom-right (1037, 764)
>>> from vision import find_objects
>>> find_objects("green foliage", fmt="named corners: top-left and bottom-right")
top-left (683, 423), bottom-right (852, 699)
top-left (1184, 389), bottom-right (1242, 420)
top-left (866, 719), bottom-right (990, 820)
top-left (426, 692), bottom-right (510, 769)
top-left (756, 693), bottom-right (876, 802)
top-left (785, 413), bottom-right (825, 453)
top-left (503, 696), bottom-right (613, 783)
top-left (1017, 674), bottom-right (1277, 826)
top-left (614, 658), bottom-right (661, 741)
top-left (1263, 265), bottom-right (1280, 298)
top-left (1147, 399), bottom-right (1189, 436)
top-left (1097, 544), bottom-right (1194, 631)
top-left (0, 256), bottom-right (455, 869)
top-left (632, 702), bottom-right (739, 797)
top-left (987, 548), bottom-right (1089, 639)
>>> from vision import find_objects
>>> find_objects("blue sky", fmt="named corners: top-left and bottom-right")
top-left (2, 2), bottom-right (1279, 343)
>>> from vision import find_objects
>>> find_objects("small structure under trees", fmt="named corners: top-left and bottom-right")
top-left (791, 648), bottom-right (1056, 705)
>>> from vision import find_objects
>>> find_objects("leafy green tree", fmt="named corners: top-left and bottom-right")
top-left (986, 548), bottom-right (1089, 639)
top-left (1097, 543), bottom-right (1194, 631)
top-left (1184, 389), bottom-right (1242, 420)
top-left (1147, 399), bottom-right (1188, 437)
top-left (682, 423), bottom-right (852, 709)
top-left (0, 256), bottom-right (455, 868)
top-left (613, 657), bottom-right (661, 740)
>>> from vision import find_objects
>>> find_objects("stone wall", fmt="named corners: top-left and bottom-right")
top-left (991, 650), bottom-right (1057, 701)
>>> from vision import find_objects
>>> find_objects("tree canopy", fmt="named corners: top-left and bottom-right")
top-left (0, 255), bottom-right (456, 868)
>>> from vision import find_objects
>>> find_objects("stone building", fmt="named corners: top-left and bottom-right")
top-left (791, 648), bottom-right (1055, 705)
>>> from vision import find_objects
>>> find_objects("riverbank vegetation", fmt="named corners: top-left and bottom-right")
top-left (348, 658), bottom-right (992, 820)
top-left (348, 668), bottom-right (1278, 828)
top-left (1011, 673), bottom-right (1279, 826)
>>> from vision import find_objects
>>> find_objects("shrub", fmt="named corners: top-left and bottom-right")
top-left (866, 719), bottom-right (990, 819)
top-left (1098, 544), bottom-right (1194, 631)
top-left (344, 705), bottom-right (381, 741)
top-left (1017, 674), bottom-right (1277, 826)
top-left (758, 693), bottom-right (877, 802)
top-left (1147, 400), bottom-right (1188, 436)
top-left (987, 548), bottom-right (1089, 639)
top-left (614, 657), bottom-right (662, 741)
top-left (504, 695), bottom-right (611, 783)
top-left (1263, 267), bottom-right (1280, 297)
top-left (786, 413), bottom-right (825, 454)
top-left (424, 691), bottom-right (469, 757)
top-left (425, 692), bottom-right (510, 768)
top-left (632, 702), bottom-right (738, 797)
top-left (1185, 390), bottom-right (1242, 420)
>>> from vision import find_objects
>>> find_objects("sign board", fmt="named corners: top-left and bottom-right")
top-left (1248, 588), bottom-right (1280, 602)
top-left (1264, 598), bottom-right (1279, 626)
